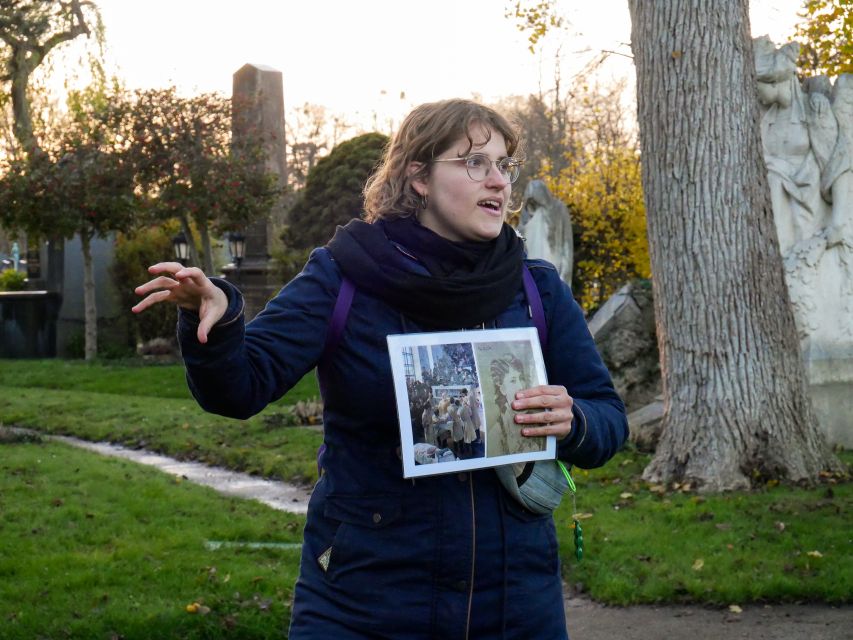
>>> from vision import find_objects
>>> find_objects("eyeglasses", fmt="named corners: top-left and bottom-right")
top-left (431, 153), bottom-right (522, 184)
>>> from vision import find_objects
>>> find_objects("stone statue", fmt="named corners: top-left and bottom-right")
top-left (755, 36), bottom-right (853, 447)
top-left (517, 180), bottom-right (573, 285)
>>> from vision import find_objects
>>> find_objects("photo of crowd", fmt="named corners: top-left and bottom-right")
top-left (403, 342), bottom-right (487, 466)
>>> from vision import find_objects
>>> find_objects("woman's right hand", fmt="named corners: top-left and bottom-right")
top-left (132, 262), bottom-right (228, 344)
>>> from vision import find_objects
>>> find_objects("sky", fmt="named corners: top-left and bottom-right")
top-left (79, 0), bottom-right (803, 130)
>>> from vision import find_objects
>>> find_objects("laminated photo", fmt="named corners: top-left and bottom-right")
top-left (387, 327), bottom-right (555, 478)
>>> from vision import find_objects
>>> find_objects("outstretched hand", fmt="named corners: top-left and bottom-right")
top-left (511, 385), bottom-right (574, 439)
top-left (132, 262), bottom-right (228, 344)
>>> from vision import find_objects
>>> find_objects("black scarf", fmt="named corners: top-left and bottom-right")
top-left (326, 216), bottom-right (524, 330)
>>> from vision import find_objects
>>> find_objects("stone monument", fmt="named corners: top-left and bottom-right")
top-left (518, 180), bottom-right (574, 285)
top-left (227, 63), bottom-right (288, 319)
top-left (755, 37), bottom-right (853, 447)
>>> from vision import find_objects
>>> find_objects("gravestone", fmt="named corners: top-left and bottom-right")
top-left (587, 280), bottom-right (660, 413)
top-left (227, 63), bottom-right (288, 319)
top-left (518, 180), bottom-right (574, 285)
top-left (755, 37), bottom-right (853, 447)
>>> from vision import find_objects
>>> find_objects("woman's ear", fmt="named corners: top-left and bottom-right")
top-left (407, 161), bottom-right (427, 196)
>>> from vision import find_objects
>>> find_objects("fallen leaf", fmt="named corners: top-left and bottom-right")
top-left (648, 484), bottom-right (666, 494)
top-left (806, 550), bottom-right (823, 558)
top-left (729, 604), bottom-right (743, 614)
top-left (186, 603), bottom-right (199, 614)
top-left (715, 523), bottom-right (732, 531)
top-left (619, 492), bottom-right (634, 500)
top-left (692, 558), bottom-right (705, 571)
top-left (573, 512), bottom-right (594, 520)
top-left (774, 521), bottom-right (786, 532)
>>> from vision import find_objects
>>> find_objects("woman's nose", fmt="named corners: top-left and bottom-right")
top-left (484, 163), bottom-right (509, 188)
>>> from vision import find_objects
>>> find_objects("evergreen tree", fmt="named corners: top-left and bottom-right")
top-left (282, 132), bottom-right (388, 250)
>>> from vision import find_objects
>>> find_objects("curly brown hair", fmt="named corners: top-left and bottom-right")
top-left (363, 99), bottom-right (520, 222)
top-left (490, 354), bottom-right (528, 415)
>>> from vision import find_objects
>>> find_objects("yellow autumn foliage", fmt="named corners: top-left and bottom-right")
top-left (546, 143), bottom-right (650, 312)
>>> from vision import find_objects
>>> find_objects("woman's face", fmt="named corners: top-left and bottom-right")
top-left (413, 127), bottom-right (511, 243)
top-left (503, 369), bottom-right (524, 397)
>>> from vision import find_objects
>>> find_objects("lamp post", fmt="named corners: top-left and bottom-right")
top-left (172, 232), bottom-right (189, 266)
top-left (228, 231), bottom-right (246, 288)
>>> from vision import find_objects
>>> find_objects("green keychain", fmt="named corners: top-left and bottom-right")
top-left (557, 461), bottom-right (584, 561)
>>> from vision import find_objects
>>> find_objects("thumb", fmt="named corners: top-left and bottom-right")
top-left (197, 313), bottom-right (216, 344)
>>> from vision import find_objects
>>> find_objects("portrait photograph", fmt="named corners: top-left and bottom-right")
top-left (387, 328), bottom-right (555, 478)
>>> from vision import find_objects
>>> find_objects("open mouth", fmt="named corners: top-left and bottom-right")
top-left (477, 199), bottom-right (502, 213)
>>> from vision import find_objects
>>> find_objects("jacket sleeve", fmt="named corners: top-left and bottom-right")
top-left (177, 248), bottom-right (341, 419)
top-left (529, 263), bottom-right (629, 469)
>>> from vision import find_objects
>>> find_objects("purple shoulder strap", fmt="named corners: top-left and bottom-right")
top-left (522, 264), bottom-right (548, 351)
top-left (317, 275), bottom-right (354, 477)
top-left (317, 267), bottom-right (545, 476)
top-left (320, 276), bottom-right (355, 367)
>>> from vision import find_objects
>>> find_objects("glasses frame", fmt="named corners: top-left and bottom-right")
top-left (431, 153), bottom-right (522, 184)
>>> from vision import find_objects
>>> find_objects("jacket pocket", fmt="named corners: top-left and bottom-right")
top-left (321, 494), bottom-right (405, 583)
top-left (502, 490), bottom-right (553, 523)
top-left (324, 494), bottom-right (403, 528)
top-left (501, 492), bottom-right (560, 576)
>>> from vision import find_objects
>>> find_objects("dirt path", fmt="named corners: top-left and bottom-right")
top-left (564, 596), bottom-right (851, 639)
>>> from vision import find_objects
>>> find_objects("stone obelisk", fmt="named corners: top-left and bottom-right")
top-left (228, 63), bottom-right (287, 319)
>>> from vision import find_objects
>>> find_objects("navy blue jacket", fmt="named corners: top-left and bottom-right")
top-left (178, 246), bottom-right (628, 639)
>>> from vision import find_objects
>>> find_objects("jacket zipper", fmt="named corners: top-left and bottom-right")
top-left (465, 472), bottom-right (475, 640)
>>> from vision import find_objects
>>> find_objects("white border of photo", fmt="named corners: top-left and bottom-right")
top-left (387, 327), bottom-right (556, 479)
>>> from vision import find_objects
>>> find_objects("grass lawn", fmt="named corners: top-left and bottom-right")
top-left (0, 358), bottom-right (320, 406)
top-left (1, 438), bottom-right (304, 640)
top-left (554, 450), bottom-right (852, 605)
top-left (0, 358), bottom-right (850, 609)
top-left (0, 360), bottom-right (324, 485)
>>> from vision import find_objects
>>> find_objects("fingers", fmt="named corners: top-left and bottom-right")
top-left (512, 385), bottom-right (573, 411)
top-left (134, 275), bottom-right (179, 297)
top-left (515, 409), bottom-right (573, 438)
top-left (196, 309), bottom-right (217, 345)
top-left (512, 385), bottom-right (574, 438)
top-left (147, 261), bottom-right (187, 275)
top-left (173, 266), bottom-right (209, 287)
top-left (131, 289), bottom-right (173, 314)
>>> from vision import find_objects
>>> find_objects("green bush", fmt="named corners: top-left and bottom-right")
top-left (282, 132), bottom-right (388, 250)
top-left (111, 224), bottom-right (179, 345)
top-left (0, 269), bottom-right (26, 291)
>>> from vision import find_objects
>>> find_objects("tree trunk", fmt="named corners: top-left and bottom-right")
top-left (179, 214), bottom-right (201, 269)
top-left (80, 232), bottom-right (97, 361)
top-left (627, 0), bottom-right (842, 490)
top-left (196, 217), bottom-right (215, 275)
top-left (9, 49), bottom-right (41, 158)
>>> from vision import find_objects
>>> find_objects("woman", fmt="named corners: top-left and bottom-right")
top-left (486, 353), bottom-right (543, 458)
top-left (133, 99), bottom-right (628, 639)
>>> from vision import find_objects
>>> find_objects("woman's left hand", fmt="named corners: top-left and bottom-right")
top-left (512, 385), bottom-right (574, 439)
